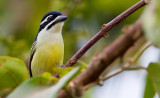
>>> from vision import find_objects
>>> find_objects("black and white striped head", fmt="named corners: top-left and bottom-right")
top-left (38, 11), bottom-right (67, 33)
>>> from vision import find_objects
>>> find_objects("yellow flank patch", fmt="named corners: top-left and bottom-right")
top-left (31, 42), bottom-right (64, 76)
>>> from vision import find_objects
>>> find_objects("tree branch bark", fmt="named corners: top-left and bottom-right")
top-left (58, 19), bottom-right (144, 98)
top-left (73, 20), bottom-right (143, 86)
top-left (58, 0), bottom-right (147, 97)
top-left (65, 0), bottom-right (147, 67)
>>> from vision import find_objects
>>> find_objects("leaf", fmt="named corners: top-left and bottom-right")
top-left (142, 0), bottom-right (160, 48)
top-left (52, 67), bottom-right (74, 78)
top-left (7, 72), bottom-right (57, 98)
top-left (8, 67), bottom-right (81, 98)
top-left (44, 66), bottom-right (81, 98)
top-left (143, 75), bottom-right (155, 98)
top-left (0, 56), bottom-right (29, 96)
top-left (147, 63), bottom-right (160, 97)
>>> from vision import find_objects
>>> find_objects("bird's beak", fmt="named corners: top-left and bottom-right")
top-left (55, 15), bottom-right (68, 23)
top-left (46, 15), bottom-right (67, 30)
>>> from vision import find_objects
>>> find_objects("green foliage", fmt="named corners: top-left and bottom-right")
top-left (147, 63), bottom-right (160, 97)
top-left (144, 75), bottom-right (155, 98)
top-left (8, 67), bottom-right (81, 98)
top-left (7, 73), bottom-right (57, 98)
top-left (0, 0), bottom-right (142, 62)
top-left (52, 67), bottom-right (74, 78)
top-left (0, 56), bottom-right (28, 96)
top-left (0, 0), bottom-right (159, 97)
top-left (142, 0), bottom-right (160, 48)
top-left (142, 0), bottom-right (160, 96)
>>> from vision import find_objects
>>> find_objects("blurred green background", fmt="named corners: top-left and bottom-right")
top-left (0, 0), bottom-right (143, 64)
top-left (0, 0), bottom-right (151, 98)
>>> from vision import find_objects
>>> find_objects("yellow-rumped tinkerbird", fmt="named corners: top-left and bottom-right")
top-left (29, 11), bottom-right (67, 77)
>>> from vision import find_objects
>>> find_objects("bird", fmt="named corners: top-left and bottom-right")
top-left (29, 11), bottom-right (67, 77)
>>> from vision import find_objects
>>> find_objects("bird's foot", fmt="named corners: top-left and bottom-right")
top-left (60, 64), bottom-right (65, 68)
top-left (54, 73), bottom-right (60, 78)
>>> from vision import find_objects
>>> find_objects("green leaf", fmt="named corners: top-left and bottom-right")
top-left (52, 67), bottom-right (74, 78)
top-left (8, 67), bottom-right (81, 98)
top-left (142, 0), bottom-right (160, 48)
top-left (147, 63), bottom-right (160, 97)
top-left (46, 66), bottom-right (81, 98)
top-left (0, 56), bottom-right (29, 96)
top-left (143, 75), bottom-right (155, 98)
top-left (7, 72), bottom-right (57, 98)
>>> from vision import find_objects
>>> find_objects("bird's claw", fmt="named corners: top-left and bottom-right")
top-left (60, 64), bottom-right (65, 68)
top-left (54, 73), bottom-right (60, 78)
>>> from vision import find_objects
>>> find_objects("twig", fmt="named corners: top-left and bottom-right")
top-left (125, 42), bottom-right (152, 67)
top-left (132, 42), bottom-right (152, 62)
top-left (101, 42), bottom-right (151, 84)
top-left (84, 65), bottom-right (146, 90)
top-left (123, 65), bottom-right (146, 70)
top-left (65, 0), bottom-right (147, 67)
top-left (98, 42), bottom-right (150, 84)
top-left (83, 69), bottom-right (123, 90)
top-left (103, 68), bottom-right (123, 81)
top-left (99, 63), bottom-right (116, 78)
top-left (83, 81), bottom-right (97, 90)
top-left (103, 66), bottom-right (146, 81)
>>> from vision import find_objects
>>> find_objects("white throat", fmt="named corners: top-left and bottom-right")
top-left (37, 22), bottom-right (64, 46)
top-left (49, 22), bottom-right (64, 33)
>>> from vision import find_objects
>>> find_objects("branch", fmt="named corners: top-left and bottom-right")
top-left (103, 65), bottom-right (146, 81)
top-left (58, 19), bottom-right (144, 98)
top-left (58, 0), bottom-right (147, 97)
top-left (83, 65), bottom-right (146, 90)
top-left (65, 0), bottom-right (147, 67)
top-left (72, 20), bottom-right (143, 86)
top-left (125, 42), bottom-right (152, 67)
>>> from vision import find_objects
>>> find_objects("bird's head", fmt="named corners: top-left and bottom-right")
top-left (38, 11), bottom-right (67, 33)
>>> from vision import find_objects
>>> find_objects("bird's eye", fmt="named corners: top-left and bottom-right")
top-left (47, 16), bottom-right (53, 21)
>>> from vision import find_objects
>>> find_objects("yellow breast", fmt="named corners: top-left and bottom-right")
top-left (31, 37), bottom-right (64, 76)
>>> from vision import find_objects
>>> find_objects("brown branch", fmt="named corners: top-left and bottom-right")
top-left (73, 19), bottom-right (143, 86)
top-left (65, 0), bottom-right (147, 67)
top-left (58, 19), bottom-right (144, 98)
top-left (125, 42), bottom-right (152, 67)
top-left (58, 0), bottom-right (148, 97)
top-left (83, 65), bottom-right (146, 90)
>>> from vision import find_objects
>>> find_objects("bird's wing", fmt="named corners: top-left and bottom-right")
top-left (29, 41), bottom-right (37, 77)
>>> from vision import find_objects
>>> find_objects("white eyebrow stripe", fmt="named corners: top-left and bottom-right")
top-left (44, 16), bottom-right (61, 30)
top-left (40, 15), bottom-right (53, 25)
